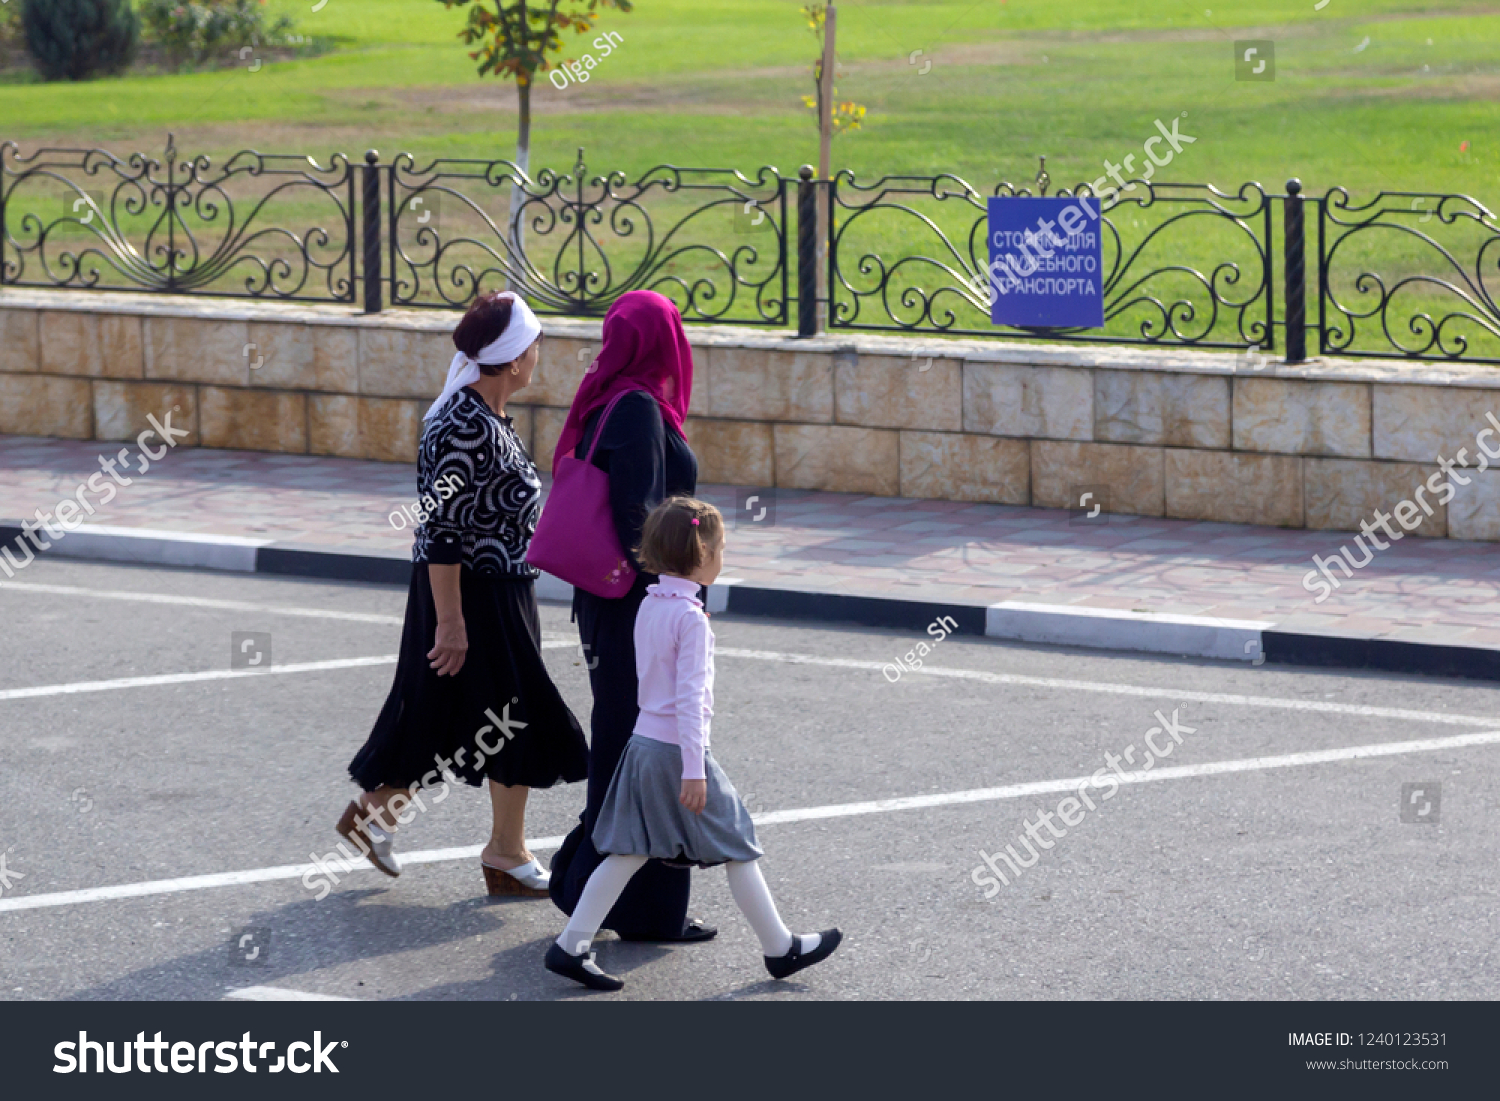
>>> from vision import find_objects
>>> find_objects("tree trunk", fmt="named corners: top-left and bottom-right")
top-left (815, 5), bottom-right (836, 331)
top-left (507, 80), bottom-right (532, 285)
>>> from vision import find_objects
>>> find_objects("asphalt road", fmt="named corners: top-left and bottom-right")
top-left (1, 558), bottom-right (1498, 1002)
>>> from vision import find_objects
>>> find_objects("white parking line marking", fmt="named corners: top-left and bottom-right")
top-left (224, 986), bottom-right (357, 1002)
top-left (0, 837), bottom-right (564, 914)
top-left (3, 730), bottom-right (1498, 915)
top-left (713, 646), bottom-right (1500, 728)
top-left (5, 579), bottom-right (1493, 727)
top-left (4, 637), bottom-right (1495, 732)
top-left (0, 656), bottom-right (399, 703)
top-left (0, 580), bottom-right (404, 626)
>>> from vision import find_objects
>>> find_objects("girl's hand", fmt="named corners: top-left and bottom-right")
top-left (428, 618), bottom-right (469, 676)
top-left (679, 779), bottom-right (707, 814)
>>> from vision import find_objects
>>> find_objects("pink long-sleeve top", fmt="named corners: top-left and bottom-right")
top-left (632, 574), bottom-right (714, 780)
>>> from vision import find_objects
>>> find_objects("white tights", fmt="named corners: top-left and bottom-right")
top-left (557, 855), bottom-right (813, 958)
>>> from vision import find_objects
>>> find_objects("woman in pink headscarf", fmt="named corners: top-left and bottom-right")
top-left (547, 290), bottom-right (714, 944)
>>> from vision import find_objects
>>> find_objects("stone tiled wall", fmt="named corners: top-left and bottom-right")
top-left (4, 287), bottom-right (1500, 539)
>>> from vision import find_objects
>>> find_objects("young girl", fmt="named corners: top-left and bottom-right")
top-left (544, 497), bottom-right (842, 992)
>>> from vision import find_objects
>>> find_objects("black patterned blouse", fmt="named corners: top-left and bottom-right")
top-left (412, 387), bottom-right (541, 578)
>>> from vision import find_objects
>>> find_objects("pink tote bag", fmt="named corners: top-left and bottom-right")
top-left (526, 390), bottom-right (638, 598)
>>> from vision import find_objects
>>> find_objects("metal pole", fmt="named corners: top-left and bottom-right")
top-left (797, 165), bottom-right (818, 337)
top-left (362, 150), bottom-right (382, 314)
top-left (1283, 178), bottom-right (1305, 364)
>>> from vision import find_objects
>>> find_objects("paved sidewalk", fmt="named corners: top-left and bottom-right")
top-left (2, 433), bottom-right (1498, 654)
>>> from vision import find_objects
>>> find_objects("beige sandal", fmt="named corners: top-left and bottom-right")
top-left (336, 801), bottom-right (401, 878)
top-left (481, 857), bottom-right (549, 897)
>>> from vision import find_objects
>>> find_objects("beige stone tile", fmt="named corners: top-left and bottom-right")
top-left (708, 347), bottom-right (833, 423)
top-left (684, 418), bottom-right (774, 486)
top-left (1094, 371), bottom-right (1229, 448)
top-left (507, 405), bottom-right (536, 458)
top-left (0, 375), bottom-right (92, 438)
top-left (835, 353), bottom-right (962, 432)
top-left (526, 335), bottom-right (595, 409)
top-left (1165, 449), bottom-right (1303, 527)
top-left (1234, 378), bottom-right (1370, 457)
top-left (199, 387), bottom-right (307, 453)
top-left (533, 407), bottom-right (570, 473)
top-left (357, 397), bottom-right (424, 464)
top-left (900, 431), bottom-right (1029, 504)
top-left (1304, 458), bottom-right (1445, 537)
top-left (309, 395), bottom-right (360, 457)
top-left (144, 316), bottom-right (250, 386)
top-left (773, 424), bottom-right (899, 495)
top-left (93, 382), bottom-right (198, 444)
top-left (39, 312), bottom-right (144, 379)
top-left (249, 323), bottom-right (358, 393)
top-left (0, 310), bottom-right (39, 373)
top-left (1372, 385), bottom-right (1498, 462)
top-left (358, 327), bottom-right (454, 399)
top-left (1031, 440), bottom-right (1164, 516)
top-left (963, 362), bottom-right (1092, 440)
top-left (1447, 467), bottom-right (1500, 541)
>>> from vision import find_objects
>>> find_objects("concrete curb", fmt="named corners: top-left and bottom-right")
top-left (3, 521), bottom-right (1497, 680)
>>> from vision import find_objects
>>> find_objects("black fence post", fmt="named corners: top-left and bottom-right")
top-left (362, 150), bottom-right (382, 314)
top-left (797, 165), bottom-right (818, 337)
top-left (1283, 178), bottom-right (1306, 364)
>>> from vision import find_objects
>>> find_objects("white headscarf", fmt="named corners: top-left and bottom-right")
top-left (424, 293), bottom-right (544, 420)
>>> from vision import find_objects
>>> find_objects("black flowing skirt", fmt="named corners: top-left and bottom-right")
top-left (349, 563), bottom-right (588, 792)
top-left (548, 573), bottom-right (692, 939)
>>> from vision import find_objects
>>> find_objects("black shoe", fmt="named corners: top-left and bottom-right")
top-left (616, 918), bottom-right (718, 944)
top-left (766, 928), bottom-right (842, 980)
top-left (544, 942), bottom-right (624, 992)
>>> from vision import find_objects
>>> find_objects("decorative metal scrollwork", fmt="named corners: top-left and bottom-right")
top-left (1320, 189), bottom-right (1500, 363)
top-left (0, 138), bottom-right (356, 302)
top-left (827, 171), bottom-right (1272, 349)
top-left (388, 150), bottom-right (787, 324)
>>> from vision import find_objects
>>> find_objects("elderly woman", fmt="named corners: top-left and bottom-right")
top-left (547, 290), bottom-right (712, 942)
top-left (337, 291), bottom-right (588, 896)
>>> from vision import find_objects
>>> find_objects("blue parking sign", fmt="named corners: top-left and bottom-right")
top-left (985, 197), bottom-right (1105, 328)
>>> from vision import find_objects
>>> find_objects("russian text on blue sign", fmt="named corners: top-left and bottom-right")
top-left (985, 196), bottom-right (1104, 329)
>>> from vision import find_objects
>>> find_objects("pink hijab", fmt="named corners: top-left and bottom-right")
top-left (552, 290), bottom-right (694, 470)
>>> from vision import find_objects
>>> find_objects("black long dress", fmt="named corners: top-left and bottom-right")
top-left (547, 389), bottom-right (698, 939)
top-left (349, 387), bottom-right (588, 793)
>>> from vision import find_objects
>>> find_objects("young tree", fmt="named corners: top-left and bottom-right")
top-left (800, 2), bottom-right (866, 167)
top-left (436, 0), bottom-right (633, 254)
top-left (798, 3), bottom-right (863, 330)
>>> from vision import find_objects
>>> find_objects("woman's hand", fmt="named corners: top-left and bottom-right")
top-left (679, 779), bottom-right (707, 815)
top-left (428, 618), bottom-right (469, 676)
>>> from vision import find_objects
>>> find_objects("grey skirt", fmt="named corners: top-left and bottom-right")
top-left (592, 735), bottom-right (762, 868)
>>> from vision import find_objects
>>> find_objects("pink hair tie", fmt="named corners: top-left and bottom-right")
top-left (690, 518), bottom-right (700, 526)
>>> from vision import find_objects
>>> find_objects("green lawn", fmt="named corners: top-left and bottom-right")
top-left (3, 0), bottom-right (1499, 356)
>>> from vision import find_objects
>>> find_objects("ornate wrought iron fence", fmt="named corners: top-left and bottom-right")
top-left (825, 169), bottom-right (1274, 350)
top-left (6, 138), bottom-right (1500, 367)
top-left (386, 150), bottom-right (788, 325)
top-left (1316, 188), bottom-right (1500, 363)
top-left (0, 137), bottom-right (357, 302)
